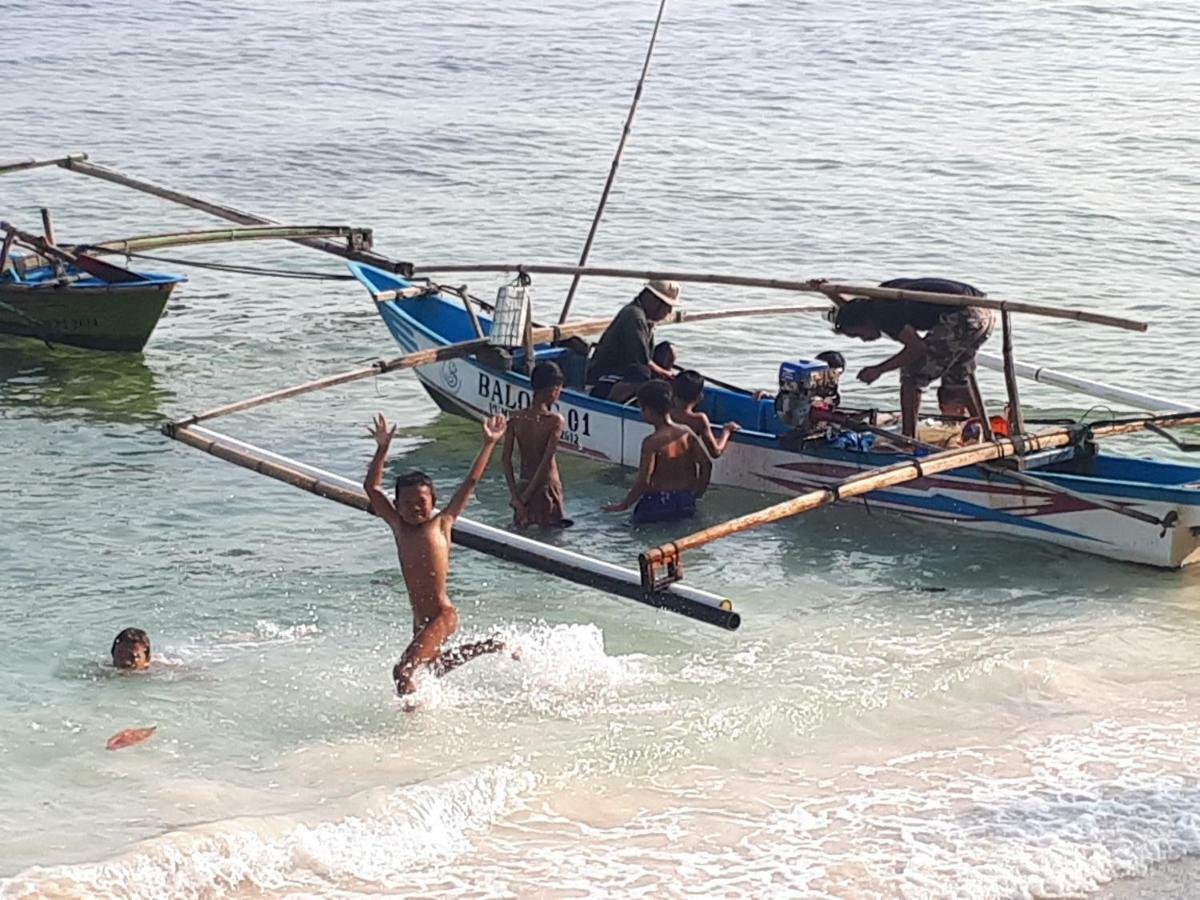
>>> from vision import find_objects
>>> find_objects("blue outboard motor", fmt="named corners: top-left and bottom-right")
top-left (776, 359), bottom-right (840, 431)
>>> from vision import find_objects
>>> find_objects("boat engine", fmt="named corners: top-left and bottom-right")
top-left (775, 359), bottom-right (841, 432)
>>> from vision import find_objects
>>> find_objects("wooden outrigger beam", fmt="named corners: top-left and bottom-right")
top-left (0, 153), bottom-right (88, 176)
top-left (49, 157), bottom-right (407, 272)
top-left (413, 264), bottom-right (1147, 333)
top-left (638, 411), bottom-right (1200, 592)
top-left (977, 351), bottom-right (1193, 413)
top-left (164, 423), bottom-right (740, 630)
top-left (169, 304), bottom-right (828, 428)
top-left (81, 225), bottom-right (373, 256)
top-left (22, 155), bottom-right (1146, 333)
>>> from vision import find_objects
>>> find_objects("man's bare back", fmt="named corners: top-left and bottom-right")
top-left (364, 413), bottom-right (509, 697)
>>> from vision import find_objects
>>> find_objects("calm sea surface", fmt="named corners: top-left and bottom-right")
top-left (3, 1), bottom-right (1200, 896)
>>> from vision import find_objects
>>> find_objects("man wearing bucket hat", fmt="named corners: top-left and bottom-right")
top-left (586, 280), bottom-right (681, 391)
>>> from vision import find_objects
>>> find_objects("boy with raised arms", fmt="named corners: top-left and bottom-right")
top-left (365, 412), bottom-right (509, 697)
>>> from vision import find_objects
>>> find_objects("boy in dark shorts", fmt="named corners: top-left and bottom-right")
top-left (830, 277), bottom-right (993, 436)
top-left (502, 361), bottom-right (571, 528)
top-left (602, 380), bottom-right (711, 524)
top-left (364, 412), bottom-right (509, 697)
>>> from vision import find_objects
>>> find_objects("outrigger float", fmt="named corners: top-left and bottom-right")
top-left (7, 153), bottom-right (1200, 631)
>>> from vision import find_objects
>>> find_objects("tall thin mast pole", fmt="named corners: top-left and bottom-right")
top-left (557, 0), bottom-right (668, 324)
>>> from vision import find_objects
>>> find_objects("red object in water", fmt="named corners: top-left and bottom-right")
top-left (105, 726), bottom-right (156, 751)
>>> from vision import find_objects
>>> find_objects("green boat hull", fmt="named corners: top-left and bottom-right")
top-left (0, 281), bottom-right (176, 352)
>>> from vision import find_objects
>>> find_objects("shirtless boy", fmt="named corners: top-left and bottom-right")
top-left (364, 412), bottom-right (508, 696)
top-left (602, 380), bottom-right (712, 524)
top-left (671, 370), bottom-right (740, 459)
top-left (502, 361), bottom-right (571, 528)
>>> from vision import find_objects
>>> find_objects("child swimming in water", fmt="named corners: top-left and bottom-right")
top-left (111, 628), bottom-right (151, 670)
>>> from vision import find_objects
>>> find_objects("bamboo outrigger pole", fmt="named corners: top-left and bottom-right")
top-left (51, 157), bottom-right (404, 272)
top-left (165, 423), bottom-right (739, 630)
top-left (34, 156), bottom-right (1146, 333)
top-left (83, 225), bottom-right (373, 255)
top-left (976, 352), bottom-right (1193, 412)
top-left (558, 0), bottom-right (668, 323)
top-left (415, 263), bottom-right (1147, 333)
top-left (171, 303), bottom-right (829, 427)
top-left (0, 153), bottom-right (88, 176)
top-left (638, 411), bottom-right (1200, 591)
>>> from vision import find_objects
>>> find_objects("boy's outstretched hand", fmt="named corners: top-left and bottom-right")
top-left (482, 414), bottom-right (507, 443)
top-left (368, 413), bottom-right (396, 447)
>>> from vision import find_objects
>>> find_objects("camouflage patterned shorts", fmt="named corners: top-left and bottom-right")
top-left (900, 307), bottom-right (994, 389)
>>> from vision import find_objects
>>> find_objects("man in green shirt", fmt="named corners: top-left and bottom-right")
top-left (586, 280), bottom-right (680, 388)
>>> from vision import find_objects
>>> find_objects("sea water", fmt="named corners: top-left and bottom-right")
top-left (2, 0), bottom-right (1200, 896)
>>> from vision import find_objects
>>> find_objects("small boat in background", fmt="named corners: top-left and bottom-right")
top-left (0, 214), bottom-right (373, 353)
top-left (0, 250), bottom-right (185, 352)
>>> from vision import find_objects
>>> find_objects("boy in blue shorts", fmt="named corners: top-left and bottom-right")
top-left (602, 380), bottom-right (711, 524)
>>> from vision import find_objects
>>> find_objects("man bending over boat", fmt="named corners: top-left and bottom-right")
top-left (365, 412), bottom-right (509, 697)
top-left (827, 277), bottom-right (993, 437)
top-left (587, 280), bottom-right (681, 391)
top-left (602, 380), bottom-right (711, 523)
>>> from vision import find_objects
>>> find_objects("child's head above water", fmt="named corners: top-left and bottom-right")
top-left (637, 379), bottom-right (674, 421)
top-left (530, 361), bottom-right (565, 397)
top-left (673, 370), bottom-right (705, 406)
top-left (111, 628), bottom-right (151, 670)
top-left (394, 470), bottom-right (436, 525)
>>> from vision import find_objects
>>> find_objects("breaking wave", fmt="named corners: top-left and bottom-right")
top-left (1, 765), bottom-right (535, 899)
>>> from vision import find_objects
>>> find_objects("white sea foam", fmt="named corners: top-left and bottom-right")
top-left (401, 622), bottom-right (649, 717)
top-left (0, 764), bottom-right (536, 899)
top-left (280, 720), bottom-right (1200, 899)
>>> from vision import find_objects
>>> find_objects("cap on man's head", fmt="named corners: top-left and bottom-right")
top-left (643, 279), bottom-right (681, 306)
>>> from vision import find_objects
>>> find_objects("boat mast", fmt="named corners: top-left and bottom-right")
top-left (557, 0), bottom-right (668, 324)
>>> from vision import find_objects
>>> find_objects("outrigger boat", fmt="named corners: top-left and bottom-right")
top-left (8, 154), bottom-right (1200, 629)
top-left (1, 218), bottom-right (186, 352)
top-left (347, 263), bottom-right (1200, 572)
top-left (0, 206), bottom-right (371, 352)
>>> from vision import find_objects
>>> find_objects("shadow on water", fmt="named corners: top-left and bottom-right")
top-left (0, 338), bottom-right (172, 425)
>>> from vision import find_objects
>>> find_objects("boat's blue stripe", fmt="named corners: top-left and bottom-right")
top-left (862, 486), bottom-right (1101, 541)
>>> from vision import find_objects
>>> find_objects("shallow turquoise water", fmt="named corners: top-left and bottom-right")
top-left (2, 1), bottom-right (1200, 896)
